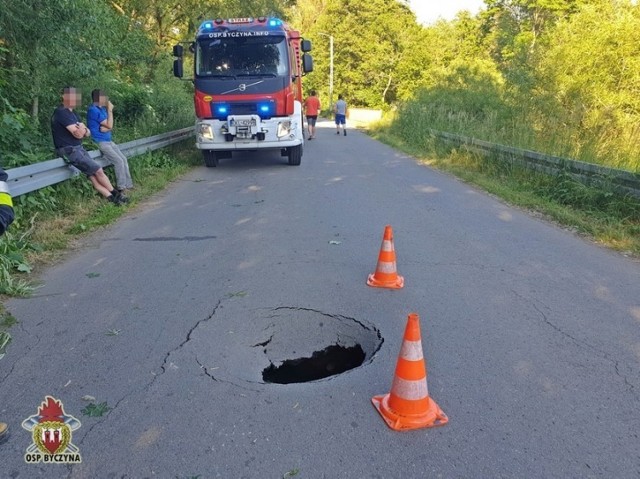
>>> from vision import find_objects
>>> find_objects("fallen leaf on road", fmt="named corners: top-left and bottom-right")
top-left (81, 402), bottom-right (111, 417)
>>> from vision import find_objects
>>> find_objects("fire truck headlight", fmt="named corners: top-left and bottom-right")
top-left (198, 123), bottom-right (215, 141)
top-left (277, 121), bottom-right (291, 138)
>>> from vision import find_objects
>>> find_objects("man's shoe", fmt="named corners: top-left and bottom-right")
top-left (115, 191), bottom-right (130, 204)
top-left (336, 131), bottom-right (340, 135)
top-left (344, 130), bottom-right (347, 136)
top-left (107, 195), bottom-right (126, 206)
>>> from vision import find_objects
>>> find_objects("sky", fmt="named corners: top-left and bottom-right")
top-left (407, 0), bottom-right (486, 25)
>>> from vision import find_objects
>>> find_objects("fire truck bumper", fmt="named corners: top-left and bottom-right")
top-left (195, 116), bottom-right (303, 151)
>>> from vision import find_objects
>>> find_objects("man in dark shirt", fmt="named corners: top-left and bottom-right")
top-left (51, 87), bottom-right (127, 205)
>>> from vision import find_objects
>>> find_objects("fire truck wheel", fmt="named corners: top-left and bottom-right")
top-left (287, 145), bottom-right (302, 166)
top-left (203, 150), bottom-right (219, 167)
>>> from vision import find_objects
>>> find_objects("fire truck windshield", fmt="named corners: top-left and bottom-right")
top-left (196, 34), bottom-right (289, 79)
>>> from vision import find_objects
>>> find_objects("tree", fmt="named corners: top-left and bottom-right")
top-left (0, 0), bottom-right (153, 126)
top-left (533, 0), bottom-right (640, 166)
top-left (480, 0), bottom-right (589, 93)
top-left (305, 0), bottom-right (419, 108)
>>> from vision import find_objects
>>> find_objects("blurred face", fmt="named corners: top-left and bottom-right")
top-left (62, 88), bottom-right (81, 109)
top-left (99, 94), bottom-right (109, 106)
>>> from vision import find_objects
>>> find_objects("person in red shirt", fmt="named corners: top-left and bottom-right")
top-left (303, 90), bottom-right (321, 139)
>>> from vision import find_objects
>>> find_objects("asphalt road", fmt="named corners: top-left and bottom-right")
top-left (1, 120), bottom-right (639, 478)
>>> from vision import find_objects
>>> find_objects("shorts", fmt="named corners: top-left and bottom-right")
top-left (335, 114), bottom-right (346, 125)
top-left (57, 146), bottom-right (100, 177)
top-left (306, 115), bottom-right (318, 126)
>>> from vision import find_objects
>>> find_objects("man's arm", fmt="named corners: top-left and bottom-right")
top-left (58, 108), bottom-right (90, 139)
top-left (99, 101), bottom-right (114, 133)
top-left (66, 122), bottom-right (90, 139)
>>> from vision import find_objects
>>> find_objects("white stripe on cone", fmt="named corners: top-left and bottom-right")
top-left (375, 261), bottom-right (397, 274)
top-left (399, 340), bottom-right (424, 361)
top-left (390, 376), bottom-right (429, 400)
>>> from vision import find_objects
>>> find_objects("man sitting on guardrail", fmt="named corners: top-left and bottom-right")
top-left (87, 89), bottom-right (134, 193)
top-left (51, 87), bottom-right (128, 206)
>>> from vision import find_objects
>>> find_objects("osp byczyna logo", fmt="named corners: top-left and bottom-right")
top-left (22, 396), bottom-right (82, 464)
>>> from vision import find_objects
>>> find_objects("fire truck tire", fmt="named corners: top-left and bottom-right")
top-left (287, 145), bottom-right (302, 166)
top-left (203, 150), bottom-right (219, 167)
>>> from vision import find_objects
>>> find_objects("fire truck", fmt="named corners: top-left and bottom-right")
top-left (172, 17), bottom-right (313, 167)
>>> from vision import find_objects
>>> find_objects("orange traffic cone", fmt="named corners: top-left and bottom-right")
top-left (372, 313), bottom-right (448, 431)
top-left (367, 225), bottom-right (404, 289)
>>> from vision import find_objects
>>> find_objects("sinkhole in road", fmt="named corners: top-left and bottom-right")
top-left (258, 308), bottom-right (383, 384)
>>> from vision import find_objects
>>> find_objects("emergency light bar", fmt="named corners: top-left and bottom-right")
top-left (199, 17), bottom-right (284, 32)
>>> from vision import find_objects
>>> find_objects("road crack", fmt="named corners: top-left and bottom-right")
top-left (195, 355), bottom-right (262, 392)
top-left (513, 290), bottom-right (638, 401)
top-left (159, 300), bottom-right (222, 375)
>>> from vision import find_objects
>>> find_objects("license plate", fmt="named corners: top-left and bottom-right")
top-left (232, 119), bottom-right (256, 127)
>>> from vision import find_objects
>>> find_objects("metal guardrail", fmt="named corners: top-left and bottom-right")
top-left (4, 127), bottom-right (194, 197)
top-left (430, 129), bottom-right (640, 199)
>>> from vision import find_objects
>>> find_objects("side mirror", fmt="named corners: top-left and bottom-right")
top-left (301, 40), bottom-right (312, 53)
top-left (302, 54), bottom-right (313, 74)
top-left (173, 59), bottom-right (184, 78)
top-left (173, 44), bottom-right (184, 58)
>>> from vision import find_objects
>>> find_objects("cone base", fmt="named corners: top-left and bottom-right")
top-left (367, 273), bottom-right (404, 289)
top-left (371, 393), bottom-right (448, 431)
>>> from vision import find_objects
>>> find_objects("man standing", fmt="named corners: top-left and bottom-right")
top-left (87, 90), bottom-right (134, 192)
top-left (334, 94), bottom-right (347, 136)
top-left (51, 87), bottom-right (127, 205)
top-left (0, 163), bottom-right (15, 443)
top-left (303, 90), bottom-right (321, 139)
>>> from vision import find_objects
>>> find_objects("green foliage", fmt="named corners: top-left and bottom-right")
top-left (81, 401), bottom-right (111, 417)
top-left (111, 84), bottom-right (150, 124)
top-left (134, 151), bottom-right (179, 170)
top-left (0, 229), bottom-right (36, 296)
top-left (0, 331), bottom-right (11, 360)
top-left (306, 0), bottom-right (419, 108)
top-left (0, 95), bottom-right (45, 164)
top-left (531, 1), bottom-right (640, 170)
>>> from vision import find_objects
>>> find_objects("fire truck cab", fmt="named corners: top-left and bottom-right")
top-left (173, 17), bottom-right (313, 167)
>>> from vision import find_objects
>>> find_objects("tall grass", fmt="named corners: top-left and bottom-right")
top-left (393, 89), bottom-right (640, 173)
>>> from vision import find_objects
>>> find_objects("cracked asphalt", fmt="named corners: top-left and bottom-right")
top-left (1, 120), bottom-right (639, 478)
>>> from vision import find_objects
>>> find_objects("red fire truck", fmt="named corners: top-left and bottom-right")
top-left (173, 17), bottom-right (313, 167)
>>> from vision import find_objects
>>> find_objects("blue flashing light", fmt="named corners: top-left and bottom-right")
top-left (268, 18), bottom-right (282, 27)
top-left (212, 103), bottom-right (230, 119)
top-left (257, 101), bottom-right (275, 118)
top-left (199, 21), bottom-right (214, 32)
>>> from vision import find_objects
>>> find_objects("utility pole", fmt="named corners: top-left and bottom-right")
top-left (318, 33), bottom-right (334, 110)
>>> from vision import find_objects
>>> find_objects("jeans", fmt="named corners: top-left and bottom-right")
top-left (98, 141), bottom-right (133, 189)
